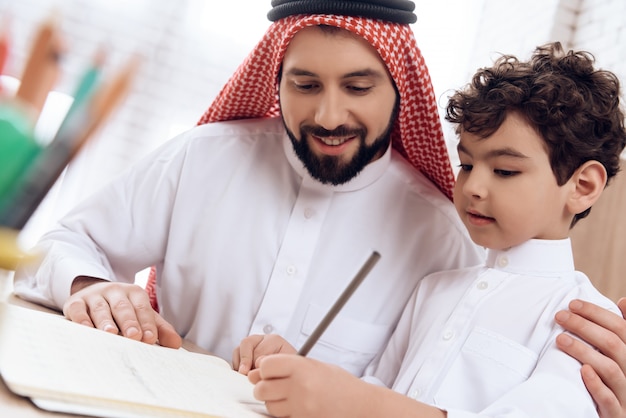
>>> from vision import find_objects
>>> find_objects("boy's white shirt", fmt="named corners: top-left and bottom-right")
top-left (364, 238), bottom-right (617, 418)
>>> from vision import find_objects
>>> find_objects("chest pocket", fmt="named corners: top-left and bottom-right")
top-left (297, 303), bottom-right (392, 376)
top-left (433, 326), bottom-right (538, 411)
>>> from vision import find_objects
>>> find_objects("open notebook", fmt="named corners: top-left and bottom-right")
top-left (0, 302), bottom-right (270, 417)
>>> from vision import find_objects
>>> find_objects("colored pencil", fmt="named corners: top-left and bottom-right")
top-left (0, 55), bottom-right (141, 229)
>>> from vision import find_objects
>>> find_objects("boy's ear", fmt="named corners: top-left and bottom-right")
top-left (566, 160), bottom-right (607, 215)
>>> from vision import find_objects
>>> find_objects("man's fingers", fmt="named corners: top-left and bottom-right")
top-left (556, 333), bottom-right (607, 367)
top-left (556, 301), bottom-right (626, 371)
top-left (557, 333), bottom-right (626, 405)
top-left (127, 290), bottom-right (159, 344)
top-left (63, 298), bottom-right (96, 328)
top-left (106, 292), bottom-right (144, 340)
top-left (83, 293), bottom-right (120, 334)
top-left (581, 364), bottom-right (623, 418)
top-left (154, 313), bottom-right (182, 348)
top-left (617, 297), bottom-right (626, 318)
top-left (568, 299), bottom-right (626, 342)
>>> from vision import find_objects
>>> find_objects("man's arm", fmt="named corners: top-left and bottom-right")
top-left (556, 298), bottom-right (626, 418)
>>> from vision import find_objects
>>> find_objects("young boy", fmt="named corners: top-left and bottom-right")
top-left (234, 42), bottom-right (626, 418)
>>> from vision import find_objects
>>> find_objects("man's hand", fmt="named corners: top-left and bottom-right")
top-left (232, 334), bottom-right (297, 375)
top-left (556, 298), bottom-right (626, 418)
top-left (63, 277), bottom-right (182, 348)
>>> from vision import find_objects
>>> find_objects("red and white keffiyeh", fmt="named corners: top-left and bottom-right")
top-left (199, 14), bottom-right (455, 199)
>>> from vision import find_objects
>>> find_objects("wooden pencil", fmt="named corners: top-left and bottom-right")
top-left (298, 251), bottom-right (382, 356)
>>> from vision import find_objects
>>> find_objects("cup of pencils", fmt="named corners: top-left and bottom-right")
top-left (0, 13), bottom-right (140, 270)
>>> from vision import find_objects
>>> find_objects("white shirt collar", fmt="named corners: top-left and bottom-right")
top-left (485, 238), bottom-right (575, 276)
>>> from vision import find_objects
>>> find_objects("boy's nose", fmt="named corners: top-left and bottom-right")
top-left (462, 171), bottom-right (487, 199)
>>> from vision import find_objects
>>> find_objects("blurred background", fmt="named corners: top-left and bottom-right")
top-left (1, 0), bottom-right (625, 299)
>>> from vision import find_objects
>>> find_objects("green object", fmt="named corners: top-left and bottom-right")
top-left (0, 102), bottom-right (42, 206)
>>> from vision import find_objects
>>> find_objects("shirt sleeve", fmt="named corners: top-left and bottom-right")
top-left (13, 132), bottom-right (193, 310)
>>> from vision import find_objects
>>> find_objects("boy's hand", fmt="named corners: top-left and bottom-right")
top-left (63, 278), bottom-right (182, 348)
top-left (232, 334), bottom-right (297, 374)
top-left (248, 354), bottom-right (370, 418)
top-left (556, 298), bottom-right (626, 418)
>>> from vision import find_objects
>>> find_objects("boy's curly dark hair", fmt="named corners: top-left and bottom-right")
top-left (446, 41), bottom-right (626, 225)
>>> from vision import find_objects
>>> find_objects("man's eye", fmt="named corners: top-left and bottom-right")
top-left (293, 82), bottom-right (317, 92)
top-left (494, 169), bottom-right (519, 177)
top-left (347, 85), bottom-right (373, 94)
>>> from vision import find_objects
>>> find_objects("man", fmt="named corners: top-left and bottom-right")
top-left (12, 0), bottom-right (626, 414)
top-left (14, 0), bottom-right (482, 376)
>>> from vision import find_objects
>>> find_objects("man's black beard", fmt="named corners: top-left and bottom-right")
top-left (285, 121), bottom-right (394, 185)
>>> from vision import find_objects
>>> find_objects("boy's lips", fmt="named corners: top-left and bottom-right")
top-left (466, 209), bottom-right (495, 225)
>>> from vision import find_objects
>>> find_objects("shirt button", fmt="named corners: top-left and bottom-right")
top-left (443, 330), bottom-right (455, 341)
top-left (498, 256), bottom-right (509, 267)
top-left (477, 281), bottom-right (488, 290)
top-left (304, 208), bottom-right (315, 219)
top-left (263, 324), bottom-right (274, 334)
top-left (410, 389), bottom-right (421, 399)
top-left (286, 265), bottom-right (297, 276)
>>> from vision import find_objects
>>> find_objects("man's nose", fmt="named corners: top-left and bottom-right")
top-left (314, 90), bottom-right (349, 130)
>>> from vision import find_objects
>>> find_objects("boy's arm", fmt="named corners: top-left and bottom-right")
top-left (556, 298), bottom-right (626, 418)
top-left (249, 354), bottom-right (446, 418)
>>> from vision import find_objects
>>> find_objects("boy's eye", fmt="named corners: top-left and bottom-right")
top-left (458, 164), bottom-right (472, 172)
top-left (494, 169), bottom-right (519, 177)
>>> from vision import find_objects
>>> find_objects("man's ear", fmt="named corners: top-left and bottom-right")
top-left (566, 160), bottom-right (607, 215)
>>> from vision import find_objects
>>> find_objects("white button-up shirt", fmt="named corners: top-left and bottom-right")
top-left (367, 238), bottom-right (618, 416)
top-left (14, 117), bottom-right (484, 375)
